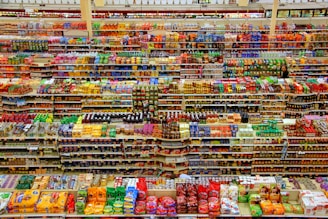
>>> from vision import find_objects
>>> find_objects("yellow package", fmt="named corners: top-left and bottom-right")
top-left (84, 202), bottom-right (95, 215)
top-left (9, 190), bottom-right (40, 209)
top-left (19, 207), bottom-right (35, 213)
top-left (94, 201), bottom-right (105, 214)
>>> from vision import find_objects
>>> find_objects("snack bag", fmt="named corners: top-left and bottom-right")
top-left (260, 200), bottom-right (274, 215)
top-left (156, 204), bottom-right (167, 216)
top-left (209, 180), bottom-right (220, 198)
top-left (238, 184), bottom-right (249, 203)
top-left (220, 184), bottom-right (229, 198)
top-left (282, 203), bottom-right (293, 213)
top-left (292, 204), bottom-right (304, 214)
top-left (159, 196), bottom-right (176, 208)
top-left (250, 204), bottom-right (262, 217)
top-left (97, 187), bottom-right (106, 203)
top-left (249, 194), bottom-right (261, 205)
top-left (87, 188), bottom-right (97, 202)
top-left (94, 201), bottom-right (105, 214)
top-left (273, 203), bottom-right (285, 215)
top-left (269, 185), bottom-right (280, 203)
top-left (280, 191), bottom-right (289, 203)
top-left (228, 185), bottom-right (238, 202)
top-left (259, 185), bottom-right (270, 200)
top-left (208, 197), bottom-right (220, 212)
top-left (197, 184), bottom-right (208, 200)
top-left (135, 201), bottom-right (146, 215)
top-left (136, 178), bottom-right (147, 201)
top-left (146, 196), bottom-right (157, 214)
top-left (186, 184), bottom-right (197, 197)
top-left (176, 183), bottom-right (186, 196)
top-left (198, 200), bottom-right (209, 214)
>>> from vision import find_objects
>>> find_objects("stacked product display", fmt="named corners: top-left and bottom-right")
top-left (0, 2), bottom-right (328, 218)
top-left (0, 174), bottom-right (327, 217)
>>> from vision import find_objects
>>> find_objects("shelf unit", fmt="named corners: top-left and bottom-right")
top-left (0, 6), bottom-right (327, 178)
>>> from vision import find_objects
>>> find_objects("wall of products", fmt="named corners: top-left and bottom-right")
top-left (0, 7), bottom-right (327, 179)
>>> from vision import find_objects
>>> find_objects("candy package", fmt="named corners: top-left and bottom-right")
top-left (136, 178), bottom-right (147, 201)
top-left (146, 196), bottom-right (158, 214)
top-left (238, 184), bottom-right (249, 203)
top-left (198, 200), bottom-right (209, 214)
top-left (0, 192), bottom-right (11, 215)
top-left (221, 198), bottom-right (240, 215)
top-left (280, 191), bottom-right (289, 203)
top-left (269, 185), bottom-right (281, 203)
top-left (220, 184), bottom-right (229, 198)
top-left (209, 180), bottom-right (220, 198)
top-left (260, 200), bottom-right (274, 215)
top-left (156, 204), bottom-right (167, 216)
top-left (292, 204), bottom-right (304, 214)
top-left (208, 197), bottom-right (220, 212)
top-left (259, 185), bottom-right (270, 200)
top-left (176, 183), bottom-right (186, 196)
top-left (282, 203), bottom-right (293, 213)
top-left (228, 185), bottom-right (238, 202)
top-left (135, 201), bottom-right (146, 215)
top-left (249, 194), bottom-right (261, 205)
top-left (197, 184), bottom-right (208, 200)
top-left (159, 196), bottom-right (176, 208)
top-left (273, 203), bottom-right (285, 215)
top-left (250, 204), bottom-right (262, 217)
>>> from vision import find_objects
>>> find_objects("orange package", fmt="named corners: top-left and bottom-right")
top-left (260, 200), bottom-right (274, 215)
top-left (273, 203), bottom-right (285, 215)
top-left (87, 188), bottom-right (98, 202)
top-left (97, 188), bottom-right (106, 203)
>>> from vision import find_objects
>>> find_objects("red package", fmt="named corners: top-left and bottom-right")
top-left (198, 184), bottom-right (209, 200)
top-left (159, 196), bottom-right (176, 208)
top-left (156, 204), bottom-right (167, 216)
top-left (209, 211), bottom-right (221, 217)
top-left (135, 201), bottom-right (146, 215)
top-left (198, 200), bottom-right (209, 214)
top-left (187, 196), bottom-right (198, 207)
top-left (176, 184), bottom-right (186, 196)
top-left (177, 195), bottom-right (187, 205)
top-left (209, 180), bottom-right (220, 198)
top-left (187, 184), bottom-right (197, 196)
top-left (137, 178), bottom-right (147, 201)
top-left (209, 197), bottom-right (220, 212)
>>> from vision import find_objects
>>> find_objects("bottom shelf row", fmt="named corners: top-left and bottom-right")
top-left (0, 174), bottom-right (327, 218)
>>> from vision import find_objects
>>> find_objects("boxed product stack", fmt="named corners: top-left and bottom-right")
top-left (7, 190), bottom-right (41, 213)
top-left (176, 182), bottom-right (202, 214)
top-left (220, 184), bottom-right (240, 215)
top-left (75, 188), bottom-right (87, 214)
top-left (135, 178), bottom-right (147, 215)
top-left (104, 185), bottom-right (125, 214)
top-left (15, 175), bottom-right (35, 190)
top-left (124, 178), bottom-right (138, 215)
top-left (36, 192), bottom-right (68, 213)
top-left (299, 190), bottom-right (328, 216)
top-left (156, 196), bottom-right (176, 216)
top-left (84, 187), bottom-right (106, 214)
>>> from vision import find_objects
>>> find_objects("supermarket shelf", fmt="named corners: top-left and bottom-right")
top-left (64, 166), bottom-right (158, 170)
top-left (0, 155), bottom-right (59, 159)
top-left (191, 166), bottom-right (252, 169)
top-left (0, 164), bottom-right (60, 168)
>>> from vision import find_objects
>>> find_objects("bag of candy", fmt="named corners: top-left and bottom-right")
top-left (198, 184), bottom-right (208, 200)
top-left (209, 180), bottom-right (220, 198)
